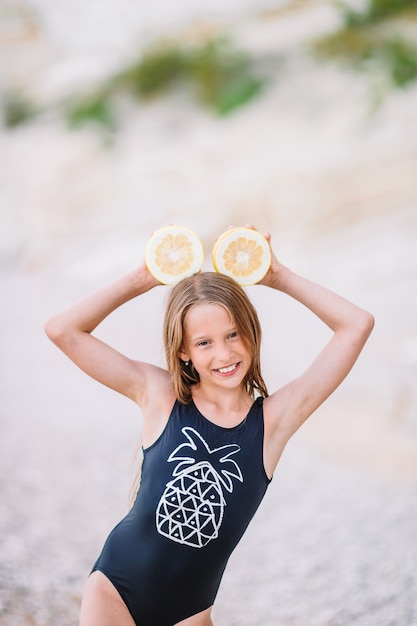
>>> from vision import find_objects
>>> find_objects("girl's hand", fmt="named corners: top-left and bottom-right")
top-left (257, 231), bottom-right (283, 288)
top-left (139, 257), bottom-right (163, 290)
top-left (241, 224), bottom-right (283, 288)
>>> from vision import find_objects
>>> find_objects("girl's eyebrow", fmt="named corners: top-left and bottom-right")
top-left (190, 328), bottom-right (237, 343)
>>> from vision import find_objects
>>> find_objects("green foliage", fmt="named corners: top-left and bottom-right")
top-left (381, 37), bottom-right (417, 86)
top-left (213, 75), bottom-right (263, 115)
top-left (312, 0), bottom-right (417, 90)
top-left (112, 37), bottom-right (264, 115)
top-left (2, 92), bottom-right (36, 128)
top-left (113, 44), bottom-right (188, 97)
top-left (313, 27), bottom-right (374, 63)
top-left (343, 0), bottom-right (417, 26)
top-left (2, 36), bottom-right (265, 131)
top-left (65, 91), bottom-right (115, 130)
top-left (186, 39), bottom-right (264, 115)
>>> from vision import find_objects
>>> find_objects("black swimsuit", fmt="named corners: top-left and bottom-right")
top-left (92, 397), bottom-right (271, 625)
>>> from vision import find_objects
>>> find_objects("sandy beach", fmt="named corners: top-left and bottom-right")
top-left (1, 1), bottom-right (417, 624)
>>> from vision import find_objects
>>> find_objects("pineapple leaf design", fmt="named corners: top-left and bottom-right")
top-left (168, 427), bottom-right (243, 492)
top-left (156, 427), bottom-right (243, 548)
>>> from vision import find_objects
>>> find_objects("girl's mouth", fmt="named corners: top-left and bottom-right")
top-left (214, 363), bottom-right (240, 376)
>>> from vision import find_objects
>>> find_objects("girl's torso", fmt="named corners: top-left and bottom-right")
top-left (93, 397), bottom-right (270, 626)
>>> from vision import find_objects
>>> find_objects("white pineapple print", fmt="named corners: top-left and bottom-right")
top-left (156, 427), bottom-right (243, 548)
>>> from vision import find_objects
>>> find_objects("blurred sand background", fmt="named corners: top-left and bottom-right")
top-left (1, 1), bottom-right (417, 624)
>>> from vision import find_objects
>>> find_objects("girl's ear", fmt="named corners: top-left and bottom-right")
top-left (178, 348), bottom-right (190, 363)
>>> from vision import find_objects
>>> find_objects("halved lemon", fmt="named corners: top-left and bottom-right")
top-left (145, 225), bottom-right (204, 285)
top-left (212, 227), bottom-right (271, 285)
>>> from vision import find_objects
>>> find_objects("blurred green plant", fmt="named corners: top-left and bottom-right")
top-left (2, 91), bottom-right (36, 128)
top-left (382, 37), bottom-right (417, 86)
top-left (312, 0), bottom-right (417, 90)
top-left (113, 43), bottom-right (188, 97)
top-left (2, 36), bottom-right (265, 131)
top-left (65, 90), bottom-right (115, 131)
top-left (111, 37), bottom-right (264, 115)
top-left (343, 0), bottom-right (417, 26)
top-left (64, 36), bottom-right (265, 132)
top-left (185, 38), bottom-right (264, 115)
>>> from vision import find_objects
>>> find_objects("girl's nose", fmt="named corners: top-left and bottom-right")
top-left (216, 342), bottom-right (233, 362)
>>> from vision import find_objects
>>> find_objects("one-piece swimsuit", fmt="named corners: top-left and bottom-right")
top-left (92, 397), bottom-right (271, 625)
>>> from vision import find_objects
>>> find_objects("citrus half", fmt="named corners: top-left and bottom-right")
top-left (145, 225), bottom-right (204, 285)
top-left (212, 227), bottom-right (271, 285)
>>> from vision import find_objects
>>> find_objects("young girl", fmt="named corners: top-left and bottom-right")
top-left (45, 228), bottom-right (374, 626)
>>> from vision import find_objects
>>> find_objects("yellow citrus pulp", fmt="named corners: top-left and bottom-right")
top-left (212, 227), bottom-right (271, 285)
top-left (145, 225), bottom-right (204, 285)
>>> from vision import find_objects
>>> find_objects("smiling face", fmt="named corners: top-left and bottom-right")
top-left (179, 303), bottom-right (252, 393)
top-left (163, 271), bottom-right (268, 404)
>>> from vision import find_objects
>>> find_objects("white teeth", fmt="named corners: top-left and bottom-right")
top-left (217, 363), bottom-right (237, 373)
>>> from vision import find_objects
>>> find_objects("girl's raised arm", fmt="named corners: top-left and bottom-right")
top-left (261, 236), bottom-right (374, 472)
top-left (44, 262), bottom-right (169, 406)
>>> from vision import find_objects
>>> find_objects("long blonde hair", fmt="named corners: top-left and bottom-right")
top-left (163, 272), bottom-right (268, 403)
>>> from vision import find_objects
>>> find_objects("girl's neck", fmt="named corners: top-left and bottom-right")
top-left (191, 385), bottom-right (254, 428)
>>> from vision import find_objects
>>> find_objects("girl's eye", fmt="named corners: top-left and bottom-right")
top-left (228, 331), bottom-right (238, 340)
top-left (197, 340), bottom-right (210, 347)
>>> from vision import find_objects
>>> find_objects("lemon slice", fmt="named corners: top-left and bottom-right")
top-left (145, 225), bottom-right (204, 285)
top-left (212, 227), bottom-right (271, 285)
